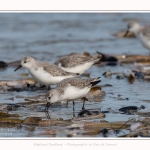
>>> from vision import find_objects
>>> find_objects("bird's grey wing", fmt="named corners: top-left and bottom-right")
top-left (57, 77), bottom-right (90, 89)
top-left (54, 55), bottom-right (84, 67)
top-left (36, 61), bottom-right (67, 76)
top-left (55, 55), bottom-right (97, 68)
top-left (37, 61), bottom-right (51, 67)
top-left (43, 64), bottom-right (76, 76)
top-left (67, 55), bottom-right (101, 67)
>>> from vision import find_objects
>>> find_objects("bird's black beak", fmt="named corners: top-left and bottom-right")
top-left (14, 65), bottom-right (22, 72)
top-left (124, 30), bottom-right (129, 37)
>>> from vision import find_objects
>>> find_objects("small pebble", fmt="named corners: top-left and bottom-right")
top-left (116, 75), bottom-right (124, 79)
top-left (103, 70), bottom-right (112, 77)
top-left (101, 128), bottom-right (108, 136)
top-left (78, 109), bottom-right (92, 117)
top-left (0, 61), bottom-right (7, 68)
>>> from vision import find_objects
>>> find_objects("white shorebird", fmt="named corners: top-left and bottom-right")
top-left (45, 77), bottom-right (101, 112)
top-left (124, 22), bottom-right (150, 55)
top-left (54, 54), bottom-right (101, 74)
top-left (14, 56), bottom-right (78, 87)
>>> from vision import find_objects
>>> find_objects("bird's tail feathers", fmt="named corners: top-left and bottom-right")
top-left (90, 77), bottom-right (101, 86)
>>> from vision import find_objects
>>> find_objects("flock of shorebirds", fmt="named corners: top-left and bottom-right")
top-left (14, 54), bottom-right (101, 112)
top-left (13, 21), bottom-right (150, 117)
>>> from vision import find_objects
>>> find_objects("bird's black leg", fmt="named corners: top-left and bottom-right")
top-left (73, 101), bottom-right (75, 117)
top-left (66, 101), bottom-right (68, 108)
top-left (73, 101), bottom-right (75, 111)
top-left (45, 102), bottom-right (50, 111)
top-left (48, 86), bottom-right (51, 91)
top-left (82, 97), bottom-right (88, 110)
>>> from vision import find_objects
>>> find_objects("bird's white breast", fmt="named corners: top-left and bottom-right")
top-left (60, 86), bottom-right (90, 101)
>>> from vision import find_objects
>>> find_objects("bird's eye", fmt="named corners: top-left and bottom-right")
top-left (48, 96), bottom-right (51, 99)
top-left (24, 61), bottom-right (27, 63)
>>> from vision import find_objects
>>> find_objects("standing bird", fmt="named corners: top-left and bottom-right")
top-left (54, 54), bottom-right (101, 74)
top-left (14, 56), bottom-right (78, 88)
top-left (124, 22), bottom-right (150, 55)
top-left (45, 77), bottom-right (101, 112)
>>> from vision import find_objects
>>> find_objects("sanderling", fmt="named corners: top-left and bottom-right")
top-left (14, 56), bottom-right (78, 87)
top-left (54, 54), bottom-right (101, 74)
top-left (124, 22), bottom-right (150, 55)
top-left (45, 77), bottom-right (101, 112)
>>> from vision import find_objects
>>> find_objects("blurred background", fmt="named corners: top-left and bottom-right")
top-left (0, 13), bottom-right (150, 62)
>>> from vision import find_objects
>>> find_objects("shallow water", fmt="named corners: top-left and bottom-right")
top-left (0, 13), bottom-right (150, 137)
